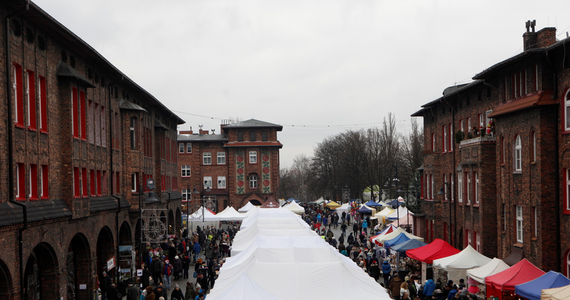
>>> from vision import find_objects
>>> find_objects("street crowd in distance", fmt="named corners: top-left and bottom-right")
top-left (300, 203), bottom-right (483, 300)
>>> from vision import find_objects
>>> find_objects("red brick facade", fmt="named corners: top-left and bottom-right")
top-left (178, 120), bottom-right (282, 213)
top-left (414, 22), bottom-right (570, 273)
top-left (0, 2), bottom-right (184, 299)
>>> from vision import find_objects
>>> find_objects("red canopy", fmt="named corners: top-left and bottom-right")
top-left (405, 238), bottom-right (460, 264)
top-left (485, 258), bottom-right (545, 300)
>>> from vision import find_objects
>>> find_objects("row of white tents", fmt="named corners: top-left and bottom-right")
top-left (207, 206), bottom-right (392, 300)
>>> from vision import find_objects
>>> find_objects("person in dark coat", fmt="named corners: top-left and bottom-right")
top-left (182, 254), bottom-right (191, 279)
top-left (106, 283), bottom-right (120, 300)
top-left (368, 258), bottom-right (381, 282)
top-left (173, 256), bottom-right (183, 280)
top-left (153, 284), bottom-right (167, 300)
top-left (141, 264), bottom-right (151, 288)
top-left (353, 222), bottom-right (359, 236)
top-left (170, 283), bottom-right (184, 300)
top-left (389, 271), bottom-right (403, 300)
top-left (184, 282), bottom-right (196, 300)
top-left (145, 286), bottom-right (156, 300)
top-left (151, 256), bottom-right (163, 286)
top-left (100, 271), bottom-right (112, 300)
top-left (382, 260), bottom-right (392, 285)
top-left (126, 282), bottom-right (140, 300)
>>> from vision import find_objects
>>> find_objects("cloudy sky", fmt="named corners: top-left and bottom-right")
top-left (34, 0), bottom-right (570, 167)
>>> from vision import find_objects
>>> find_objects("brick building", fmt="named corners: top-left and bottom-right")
top-left (178, 119), bottom-right (282, 213)
top-left (412, 21), bottom-right (570, 274)
top-left (0, 1), bottom-right (184, 299)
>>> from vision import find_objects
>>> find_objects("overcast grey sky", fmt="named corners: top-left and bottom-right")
top-left (34, 0), bottom-right (570, 168)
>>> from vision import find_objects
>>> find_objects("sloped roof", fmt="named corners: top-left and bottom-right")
top-left (222, 119), bottom-right (283, 131)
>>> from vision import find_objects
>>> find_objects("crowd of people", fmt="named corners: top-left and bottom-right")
top-left (98, 224), bottom-right (238, 300)
top-left (300, 203), bottom-right (485, 300)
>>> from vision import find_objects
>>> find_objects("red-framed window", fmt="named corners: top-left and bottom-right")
top-left (41, 165), bottom-right (49, 199)
top-left (101, 106), bottom-right (106, 147)
top-left (88, 100), bottom-right (94, 144)
top-left (16, 163), bottom-right (25, 200)
top-left (13, 63), bottom-right (24, 127)
top-left (442, 125), bottom-right (448, 152)
top-left (565, 169), bottom-right (570, 214)
top-left (102, 171), bottom-right (107, 195)
top-left (39, 76), bottom-right (47, 133)
top-left (116, 172), bottom-right (121, 194)
top-left (80, 91), bottom-right (86, 140)
top-left (29, 164), bottom-right (38, 200)
top-left (73, 167), bottom-right (80, 198)
top-left (82, 168), bottom-right (88, 197)
top-left (97, 170), bottom-right (102, 196)
top-left (90, 170), bottom-right (96, 196)
top-left (95, 103), bottom-right (100, 145)
top-left (26, 70), bottom-right (37, 130)
top-left (72, 88), bottom-right (79, 138)
top-left (161, 175), bottom-right (166, 191)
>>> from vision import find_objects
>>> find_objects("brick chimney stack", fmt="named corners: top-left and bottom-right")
top-left (523, 20), bottom-right (557, 51)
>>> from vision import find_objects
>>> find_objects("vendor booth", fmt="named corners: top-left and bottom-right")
top-left (514, 271), bottom-right (570, 300)
top-left (541, 283), bottom-right (570, 300)
top-left (406, 239), bottom-right (459, 264)
top-left (239, 201), bottom-right (256, 212)
top-left (373, 227), bottom-right (423, 246)
top-left (485, 258), bottom-right (545, 300)
top-left (284, 201), bottom-right (305, 215)
top-left (466, 257), bottom-right (510, 284)
top-left (384, 232), bottom-right (411, 248)
top-left (432, 245), bottom-right (491, 284)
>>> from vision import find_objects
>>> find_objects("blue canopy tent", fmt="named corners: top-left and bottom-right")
top-left (391, 239), bottom-right (427, 253)
top-left (386, 198), bottom-right (404, 207)
top-left (515, 271), bottom-right (570, 300)
top-left (364, 200), bottom-right (383, 208)
top-left (358, 205), bottom-right (373, 214)
top-left (384, 232), bottom-right (411, 248)
top-left (286, 198), bottom-right (299, 203)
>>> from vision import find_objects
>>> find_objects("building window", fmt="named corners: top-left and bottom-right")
top-left (451, 174), bottom-right (455, 202)
top-left (468, 118), bottom-right (472, 134)
top-left (533, 206), bottom-right (538, 237)
top-left (203, 153), bottom-right (212, 165)
top-left (262, 132), bottom-right (268, 141)
top-left (39, 76), bottom-right (47, 133)
top-left (218, 176), bottom-right (226, 189)
top-left (102, 171), bottom-right (107, 195)
top-left (249, 151), bottom-right (257, 164)
top-left (238, 131), bottom-right (244, 141)
top-left (250, 132), bottom-right (256, 141)
top-left (458, 172), bottom-right (463, 203)
top-left (479, 113), bottom-right (484, 130)
top-left (88, 101), bottom-right (94, 143)
top-left (130, 117), bottom-right (136, 150)
top-left (101, 106), bottom-right (106, 147)
top-left (514, 135), bottom-right (522, 172)
top-left (516, 205), bottom-right (523, 242)
top-left (131, 173), bottom-right (138, 193)
top-left (474, 172), bottom-right (479, 204)
top-left (26, 71), bottom-right (37, 130)
top-left (72, 88), bottom-right (79, 138)
top-left (181, 165), bottom-right (191, 177)
top-left (443, 174), bottom-right (448, 201)
top-left (97, 170), bottom-right (102, 195)
top-left (16, 163), bottom-right (25, 200)
top-left (29, 164), bottom-right (38, 200)
top-left (217, 152), bottom-right (226, 164)
top-left (80, 91), bottom-right (86, 140)
top-left (475, 232), bottom-right (480, 252)
top-left (566, 169), bottom-right (570, 212)
top-left (179, 143), bottom-right (185, 153)
top-left (90, 170), bottom-right (95, 196)
top-left (13, 64), bottom-right (25, 127)
top-left (203, 176), bottom-right (212, 189)
top-left (41, 165), bottom-right (49, 199)
top-left (532, 131), bottom-right (537, 162)
top-left (460, 120), bottom-right (464, 133)
top-left (430, 174), bottom-right (434, 200)
top-left (466, 172), bottom-right (471, 205)
top-left (182, 189), bottom-right (189, 201)
top-left (73, 167), bottom-right (80, 198)
top-left (449, 123), bottom-right (453, 151)
top-left (431, 133), bottom-right (435, 151)
top-left (186, 143), bottom-right (192, 153)
top-left (82, 168), bottom-right (87, 197)
top-left (443, 125), bottom-right (448, 152)
top-left (249, 174), bottom-right (258, 189)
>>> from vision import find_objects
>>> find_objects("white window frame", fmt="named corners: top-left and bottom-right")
top-left (466, 172), bottom-right (471, 204)
top-left (217, 152), bottom-right (226, 165)
top-left (179, 143), bottom-right (185, 153)
top-left (460, 120), bottom-right (464, 133)
top-left (450, 123), bottom-right (454, 151)
top-left (217, 176), bottom-right (226, 189)
top-left (203, 176), bottom-right (212, 189)
top-left (476, 232), bottom-right (480, 252)
top-left (458, 172), bottom-right (463, 203)
top-left (249, 151), bottom-right (257, 164)
top-left (515, 135), bottom-right (522, 172)
top-left (430, 174), bottom-right (434, 200)
top-left (479, 113), bottom-right (484, 128)
top-left (131, 173), bottom-right (138, 193)
top-left (203, 152), bottom-right (212, 165)
top-left (249, 174), bottom-right (258, 189)
top-left (443, 125), bottom-right (448, 152)
top-left (181, 165), bottom-right (191, 177)
top-left (468, 118), bottom-right (472, 133)
top-left (475, 172), bottom-right (479, 204)
top-left (444, 174), bottom-right (448, 201)
top-left (451, 174), bottom-right (455, 202)
top-left (516, 205), bottom-right (523, 243)
top-left (186, 142), bottom-right (192, 153)
top-left (532, 132), bottom-right (537, 162)
top-left (182, 189), bottom-right (190, 201)
top-left (41, 165), bottom-right (46, 198)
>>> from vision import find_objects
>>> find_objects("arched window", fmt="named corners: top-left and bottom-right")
top-left (250, 132), bottom-right (256, 141)
top-left (238, 131), bottom-right (243, 142)
top-left (514, 135), bottom-right (522, 171)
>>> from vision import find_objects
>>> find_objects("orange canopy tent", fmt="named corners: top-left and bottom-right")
top-left (405, 238), bottom-right (460, 264)
top-left (485, 258), bottom-right (545, 300)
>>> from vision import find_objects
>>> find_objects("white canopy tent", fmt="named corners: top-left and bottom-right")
top-left (541, 284), bottom-right (570, 300)
top-left (466, 257), bottom-right (510, 284)
top-left (387, 207), bottom-right (414, 220)
top-left (209, 208), bottom-right (392, 300)
top-left (239, 201), bottom-right (256, 212)
top-left (335, 203), bottom-right (350, 217)
top-left (208, 273), bottom-right (284, 300)
top-left (216, 206), bottom-right (248, 221)
top-left (284, 201), bottom-right (305, 215)
top-left (188, 206), bottom-right (219, 231)
top-left (372, 227), bottom-right (424, 246)
top-left (311, 197), bottom-right (326, 205)
top-left (433, 245), bottom-right (492, 283)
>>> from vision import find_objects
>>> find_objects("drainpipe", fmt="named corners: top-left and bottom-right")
top-left (6, 4), bottom-right (30, 298)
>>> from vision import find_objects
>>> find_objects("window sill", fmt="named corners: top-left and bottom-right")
top-left (563, 210), bottom-right (570, 215)
top-left (530, 161), bottom-right (536, 165)
top-left (40, 129), bottom-right (48, 134)
top-left (29, 197), bottom-right (38, 201)
top-left (15, 123), bottom-right (25, 129)
top-left (41, 196), bottom-right (49, 200)
top-left (473, 203), bottom-right (480, 208)
top-left (513, 171), bottom-right (522, 175)
top-left (28, 127), bottom-right (37, 132)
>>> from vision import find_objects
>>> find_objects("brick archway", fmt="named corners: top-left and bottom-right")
top-left (97, 226), bottom-right (115, 280)
top-left (0, 258), bottom-right (13, 299)
top-left (24, 242), bottom-right (60, 300)
top-left (67, 233), bottom-right (91, 300)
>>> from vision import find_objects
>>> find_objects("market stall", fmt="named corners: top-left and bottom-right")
top-left (541, 283), bottom-right (570, 300)
top-left (466, 257), bottom-right (510, 284)
top-left (432, 245), bottom-right (492, 284)
top-left (514, 271), bottom-right (570, 300)
top-left (485, 258), bottom-right (545, 300)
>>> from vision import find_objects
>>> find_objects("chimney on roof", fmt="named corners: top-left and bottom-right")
top-left (523, 20), bottom-right (557, 51)
top-left (179, 126), bottom-right (193, 135)
top-left (211, 129), bottom-right (215, 135)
